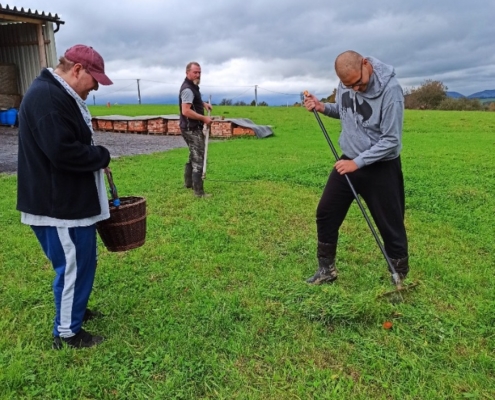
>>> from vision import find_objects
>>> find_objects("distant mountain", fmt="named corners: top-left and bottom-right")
top-left (445, 90), bottom-right (495, 103)
top-left (467, 89), bottom-right (495, 99)
top-left (446, 91), bottom-right (465, 98)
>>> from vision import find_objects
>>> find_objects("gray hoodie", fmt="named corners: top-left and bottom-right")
top-left (322, 56), bottom-right (404, 169)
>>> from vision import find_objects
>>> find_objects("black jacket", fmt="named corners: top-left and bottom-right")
top-left (17, 68), bottom-right (111, 220)
top-left (179, 78), bottom-right (204, 130)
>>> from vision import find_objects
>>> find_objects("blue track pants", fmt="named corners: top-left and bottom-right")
top-left (31, 225), bottom-right (97, 338)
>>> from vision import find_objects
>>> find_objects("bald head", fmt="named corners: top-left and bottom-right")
top-left (335, 50), bottom-right (363, 79)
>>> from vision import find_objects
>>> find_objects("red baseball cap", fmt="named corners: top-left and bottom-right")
top-left (64, 44), bottom-right (113, 85)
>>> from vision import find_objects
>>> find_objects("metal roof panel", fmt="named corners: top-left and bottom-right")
top-left (0, 3), bottom-right (65, 23)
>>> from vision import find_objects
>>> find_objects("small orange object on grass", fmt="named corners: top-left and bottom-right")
top-left (382, 321), bottom-right (393, 330)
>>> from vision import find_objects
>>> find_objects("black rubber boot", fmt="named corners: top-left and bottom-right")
top-left (388, 256), bottom-right (409, 284)
top-left (192, 171), bottom-right (210, 197)
top-left (184, 162), bottom-right (193, 188)
top-left (306, 242), bottom-right (338, 284)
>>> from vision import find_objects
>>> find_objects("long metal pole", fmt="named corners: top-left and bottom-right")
top-left (303, 92), bottom-right (400, 286)
top-left (202, 101), bottom-right (211, 180)
top-left (137, 79), bottom-right (142, 105)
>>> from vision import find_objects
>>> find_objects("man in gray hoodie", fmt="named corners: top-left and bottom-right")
top-left (304, 50), bottom-right (409, 285)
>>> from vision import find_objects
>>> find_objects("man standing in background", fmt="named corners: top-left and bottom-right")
top-left (179, 62), bottom-right (212, 197)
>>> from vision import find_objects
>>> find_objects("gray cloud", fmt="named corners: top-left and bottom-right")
top-left (10, 0), bottom-right (495, 103)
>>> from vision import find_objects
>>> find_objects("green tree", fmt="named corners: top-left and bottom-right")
top-left (328, 88), bottom-right (337, 103)
top-left (404, 80), bottom-right (447, 110)
top-left (320, 88), bottom-right (337, 103)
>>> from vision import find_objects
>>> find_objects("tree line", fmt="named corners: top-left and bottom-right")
top-left (403, 80), bottom-right (494, 111)
top-left (216, 81), bottom-right (495, 111)
top-left (316, 80), bottom-right (494, 111)
top-left (216, 99), bottom-right (269, 106)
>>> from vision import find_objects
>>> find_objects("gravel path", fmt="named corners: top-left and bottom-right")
top-left (0, 126), bottom-right (187, 175)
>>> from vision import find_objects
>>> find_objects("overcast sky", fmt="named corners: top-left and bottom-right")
top-left (7, 0), bottom-right (495, 105)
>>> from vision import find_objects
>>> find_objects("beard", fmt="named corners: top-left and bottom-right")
top-left (193, 78), bottom-right (201, 85)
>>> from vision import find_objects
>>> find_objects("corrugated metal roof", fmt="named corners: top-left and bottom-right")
top-left (0, 3), bottom-right (64, 24)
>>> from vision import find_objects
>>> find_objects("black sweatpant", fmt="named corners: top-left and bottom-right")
top-left (316, 156), bottom-right (408, 259)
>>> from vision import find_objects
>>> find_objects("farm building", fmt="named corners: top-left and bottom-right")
top-left (0, 3), bottom-right (64, 110)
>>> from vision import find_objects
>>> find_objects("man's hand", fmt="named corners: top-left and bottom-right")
top-left (203, 102), bottom-right (212, 112)
top-left (182, 102), bottom-right (212, 125)
top-left (304, 92), bottom-right (325, 113)
top-left (334, 159), bottom-right (358, 175)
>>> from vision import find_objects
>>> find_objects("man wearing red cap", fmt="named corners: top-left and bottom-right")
top-left (17, 44), bottom-right (113, 349)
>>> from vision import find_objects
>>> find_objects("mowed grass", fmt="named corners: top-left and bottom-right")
top-left (0, 105), bottom-right (494, 399)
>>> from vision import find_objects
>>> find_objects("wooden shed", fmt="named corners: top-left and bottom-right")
top-left (0, 4), bottom-right (64, 109)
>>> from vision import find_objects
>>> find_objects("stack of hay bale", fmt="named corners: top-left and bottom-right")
top-left (0, 63), bottom-right (21, 126)
top-left (0, 63), bottom-right (21, 110)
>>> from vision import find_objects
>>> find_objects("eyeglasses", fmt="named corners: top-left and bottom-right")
top-left (344, 59), bottom-right (364, 89)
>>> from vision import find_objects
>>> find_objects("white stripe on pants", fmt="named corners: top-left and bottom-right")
top-left (57, 227), bottom-right (78, 337)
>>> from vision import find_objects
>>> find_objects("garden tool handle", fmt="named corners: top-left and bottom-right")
top-left (303, 91), bottom-right (339, 160)
top-left (104, 168), bottom-right (120, 207)
top-left (202, 104), bottom-right (211, 180)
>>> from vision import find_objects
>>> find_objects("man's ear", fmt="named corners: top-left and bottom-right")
top-left (73, 63), bottom-right (84, 78)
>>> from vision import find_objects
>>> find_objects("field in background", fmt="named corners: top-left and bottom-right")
top-left (1, 107), bottom-right (494, 399)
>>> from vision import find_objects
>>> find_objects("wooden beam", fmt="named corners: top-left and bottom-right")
top-left (36, 24), bottom-right (47, 68)
top-left (0, 14), bottom-right (44, 24)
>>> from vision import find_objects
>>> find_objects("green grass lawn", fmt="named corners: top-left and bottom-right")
top-left (1, 106), bottom-right (494, 399)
